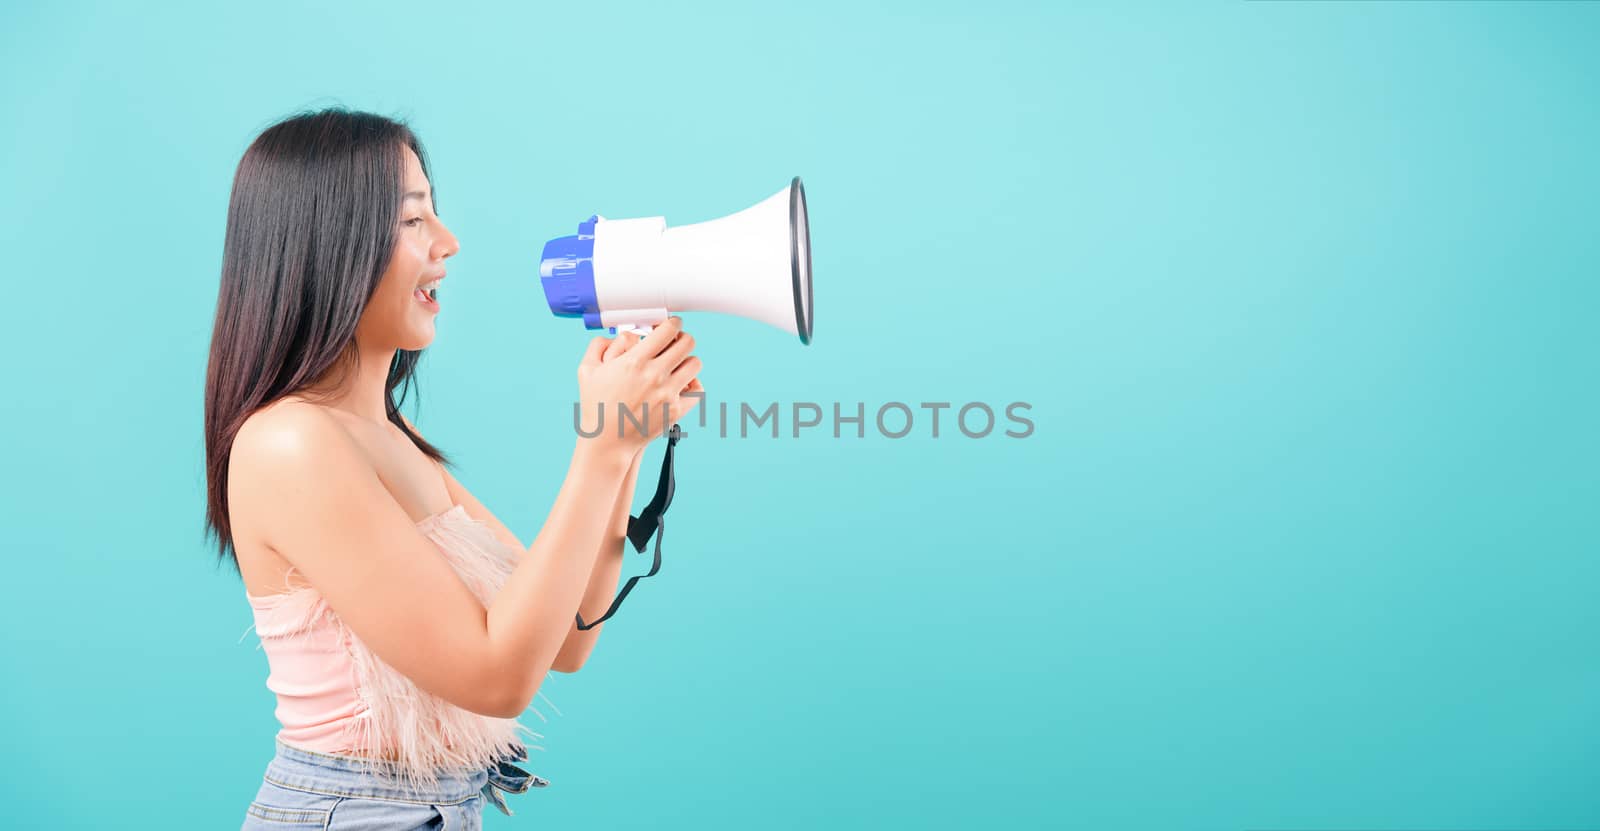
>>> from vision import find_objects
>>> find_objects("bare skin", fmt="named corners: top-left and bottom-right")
top-left (227, 144), bottom-right (703, 725)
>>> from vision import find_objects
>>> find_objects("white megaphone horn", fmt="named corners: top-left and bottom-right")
top-left (539, 177), bottom-right (813, 344)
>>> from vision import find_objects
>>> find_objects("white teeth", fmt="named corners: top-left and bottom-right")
top-left (418, 279), bottom-right (440, 292)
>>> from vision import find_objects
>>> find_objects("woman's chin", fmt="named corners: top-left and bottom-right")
top-left (400, 322), bottom-right (436, 351)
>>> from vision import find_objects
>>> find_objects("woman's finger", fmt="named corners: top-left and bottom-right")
top-left (675, 376), bottom-right (705, 419)
top-left (669, 355), bottom-right (702, 392)
top-left (654, 329), bottom-right (696, 371)
top-left (621, 316), bottom-right (683, 363)
top-left (604, 330), bottom-right (639, 361)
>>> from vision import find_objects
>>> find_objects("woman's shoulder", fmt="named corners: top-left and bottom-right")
top-left (229, 397), bottom-right (375, 525)
top-left (229, 398), bottom-right (367, 586)
top-left (234, 397), bottom-right (352, 464)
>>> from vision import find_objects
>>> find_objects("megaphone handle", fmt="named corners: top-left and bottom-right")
top-left (574, 422), bottom-right (684, 630)
top-left (614, 323), bottom-right (654, 338)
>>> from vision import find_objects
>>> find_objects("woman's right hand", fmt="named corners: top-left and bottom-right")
top-left (576, 316), bottom-right (703, 458)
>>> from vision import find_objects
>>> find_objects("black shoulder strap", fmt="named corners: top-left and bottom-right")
top-left (575, 423), bottom-right (683, 631)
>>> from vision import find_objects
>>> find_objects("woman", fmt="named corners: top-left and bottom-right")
top-left (204, 107), bottom-right (702, 829)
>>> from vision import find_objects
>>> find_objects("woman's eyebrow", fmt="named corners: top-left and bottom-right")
top-left (403, 190), bottom-right (430, 202)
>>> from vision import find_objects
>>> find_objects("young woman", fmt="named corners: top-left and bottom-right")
top-left (204, 108), bottom-right (702, 829)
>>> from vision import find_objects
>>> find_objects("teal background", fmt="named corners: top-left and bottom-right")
top-left (3, 1), bottom-right (1597, 828)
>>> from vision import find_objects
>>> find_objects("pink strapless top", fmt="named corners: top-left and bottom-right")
top-left (240, 503), bottom-right (556, 793)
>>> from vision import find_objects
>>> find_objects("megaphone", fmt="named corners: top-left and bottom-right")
top-left (539, 176), bottom-right (813, 344)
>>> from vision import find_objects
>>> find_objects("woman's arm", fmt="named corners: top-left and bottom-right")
top-left (416, 418), bottom-right (645, 673)
top-left (232, 403), bottom-right (633, 719)
top-left (553, 444), bottom-right (646, 670)
top-left (485, 436), bottom-right (635, 709)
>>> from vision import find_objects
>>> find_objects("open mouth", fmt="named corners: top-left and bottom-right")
top-left (415, 278), bottom-right (440, 307)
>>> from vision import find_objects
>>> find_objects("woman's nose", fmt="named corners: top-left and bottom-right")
top-left (436, 225), bottom-right (460, 260)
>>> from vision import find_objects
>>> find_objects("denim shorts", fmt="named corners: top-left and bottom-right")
top-left (241, 739), bottom-right (547, 830)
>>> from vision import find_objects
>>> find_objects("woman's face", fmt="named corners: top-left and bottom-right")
top-left (357, 144), bottom-right (459, 351)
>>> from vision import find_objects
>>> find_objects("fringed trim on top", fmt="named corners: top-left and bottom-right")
top-left (248, 504), bottom-right (558, 796)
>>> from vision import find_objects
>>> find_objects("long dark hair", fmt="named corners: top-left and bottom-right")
top-left (204, 107), bottom-right (451, 573)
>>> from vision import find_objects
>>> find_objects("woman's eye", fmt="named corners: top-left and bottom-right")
top-left (404, 217), bottom-right (424, 227)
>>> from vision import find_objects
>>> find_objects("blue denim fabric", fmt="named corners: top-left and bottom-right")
top-left (241, 739), bottom-right (548, 830)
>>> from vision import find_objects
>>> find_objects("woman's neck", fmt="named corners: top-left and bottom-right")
top-left (298, 340), bottom-right (397, 425)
